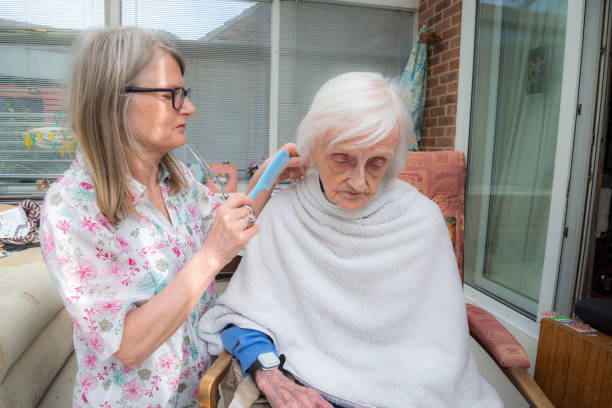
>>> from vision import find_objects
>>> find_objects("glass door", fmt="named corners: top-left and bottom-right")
top-left (464, 0), bottom-right (584, 317)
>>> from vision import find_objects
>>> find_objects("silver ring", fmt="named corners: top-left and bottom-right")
top-left (243, 214), bottom-right (256, 229)
top-left (243, 204), bottom-right (256, 219)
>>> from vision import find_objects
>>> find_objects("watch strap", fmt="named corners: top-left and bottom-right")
top-left (248, 353), bottom-right (285, 378)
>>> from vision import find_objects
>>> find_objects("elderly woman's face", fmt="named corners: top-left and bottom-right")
top-left (127, 52), bottom-right (195, 157)
top-left (314, 128), bottom-right (399, 210)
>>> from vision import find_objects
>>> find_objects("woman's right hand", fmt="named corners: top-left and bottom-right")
top-left (255, 369), bottom-right (332, 408)
top-left (198, 193), bottom-right (259, 273)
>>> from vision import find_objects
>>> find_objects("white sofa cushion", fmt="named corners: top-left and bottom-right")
top-left (0, 308), bottom-right (73, 408)
top-left (37, 351), bottom-right (77, 408)
top-left (0, 248), bottom-right (64, 382)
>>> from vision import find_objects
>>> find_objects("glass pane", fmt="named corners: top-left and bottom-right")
top-left (278, 1), bottom-right (413, 147)
top-left (122, 0), bottom-right (270, 178)
top-left (464, 0), bottom-right (569, 315)
top-left (0, 1), bottom-right (104, 200)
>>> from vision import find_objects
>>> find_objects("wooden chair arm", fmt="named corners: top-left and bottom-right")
top-left (502, 366), bottom-right (554, 408)
top-left (199, 351), bottom-right (233, 408)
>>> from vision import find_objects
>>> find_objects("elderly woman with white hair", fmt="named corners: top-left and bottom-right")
top-left (199, 72), bottom-right (503, 408)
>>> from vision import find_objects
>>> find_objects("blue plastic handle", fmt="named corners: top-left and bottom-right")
top-left (248, 150), bottom-right (291, 199)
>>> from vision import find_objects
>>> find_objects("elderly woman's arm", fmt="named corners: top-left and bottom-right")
top-left (114, 194), bottom-right (258, 367)
top-left (220, 326), bottom-right (332, 408)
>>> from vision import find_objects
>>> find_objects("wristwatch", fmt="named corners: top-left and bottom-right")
top-left (247, 352), bottom-right (284, 378)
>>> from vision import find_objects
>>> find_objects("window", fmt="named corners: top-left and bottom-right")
top-left (464, 0), bottom-right (570, 316)
top-left (278, 1), bottom-right (414, 147)
top-left (0, 0), bottom-right (104, 199)
top-left (0, 0), bottom-right (414, 200)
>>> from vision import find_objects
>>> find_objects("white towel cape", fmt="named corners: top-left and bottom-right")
top-left (199, 171), bottom-right (503, 408)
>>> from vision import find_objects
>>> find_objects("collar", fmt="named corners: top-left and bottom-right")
top-left (75, 149), bottom-right (171, 202)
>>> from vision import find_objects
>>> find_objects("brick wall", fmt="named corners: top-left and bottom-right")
top-left (418, 0), bottom-right (462, 150)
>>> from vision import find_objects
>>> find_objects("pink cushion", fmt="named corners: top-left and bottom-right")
top-left (397, 151), bottom-right (466, 280)
top-left (466, 304), bottom-right (531, 368)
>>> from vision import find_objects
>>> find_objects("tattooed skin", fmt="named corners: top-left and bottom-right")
top-left (254, 368), bottom-right (333, 408)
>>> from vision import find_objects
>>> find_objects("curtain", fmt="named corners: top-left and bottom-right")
top-left (483, 1), bottom-right (568, 301)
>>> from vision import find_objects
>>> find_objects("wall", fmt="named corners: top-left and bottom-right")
top-left (418, 0), bottom-right (462, 150)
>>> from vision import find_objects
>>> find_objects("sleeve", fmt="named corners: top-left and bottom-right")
top-left (222, 325), bottom-right (278, 375)
top-left (40, 191), bottom-right (149, 362)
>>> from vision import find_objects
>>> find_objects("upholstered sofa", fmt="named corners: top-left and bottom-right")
top-left (0, 245), bottom-right (76, 407)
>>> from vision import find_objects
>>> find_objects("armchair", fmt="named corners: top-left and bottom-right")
top-left (199, 151), bottom-right (553, 408)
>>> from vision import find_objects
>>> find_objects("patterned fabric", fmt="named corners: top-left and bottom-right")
top-left (466, 304), bottom-right (531, 368)
top-left (398, 150), bottom-right (466, 280)
top-left (400, 25), bottom-right (428, 151)
top-left (40, 150), bottom-right (220, 407)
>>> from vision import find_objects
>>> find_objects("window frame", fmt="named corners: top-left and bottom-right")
top-left (455, 0), bottom-right (586, 334)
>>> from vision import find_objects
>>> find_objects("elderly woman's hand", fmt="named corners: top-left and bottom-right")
top-left (254, 369), bottom-right (333, 408)
top-left (275, 143), bottom-right (307, 183)
top-left (197, 193), bottom-right (258, 273)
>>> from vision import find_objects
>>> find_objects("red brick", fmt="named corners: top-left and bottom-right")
top-left (439, 94), bottom-right (457, 104)
top-left (443, 3), bottom-right (462, 20)
top-left (438, 116), bottom-right (455, 126)
top-left (436, 137), bottom-right (454, 148)
top-left (430, 106), bottom-right (446, 117)
top-left (435, 0), bottom-right (451, 14)
top-left (442, 25), bottom-right (461, 40)
top-left (430, 127), bottom-right (445, 137)
top-left (447, 82), bottom-right (458, 94)
top-left (434, 17), bottom-right (452, 34)
top-left (451, 12), bottom-right (462, 27)
top-left (433, 63), bottom-right (448, 75)
top-left (430, 12), bottom-right (443, 26)
top-left (441, 48), bottom-right (460, 62)
top-left (419, 8), bottom-right (434, 23)
top-left (421, 137), bottom-right (436, 147)
top-left (431, 84), bottom-right (447, 96)
top-left (450, 36), bottom-right (461, 48)
top-left (444, 126), bottom-right (455, 136)
top-left (440, 71), bottom-right (458, 84)
top-left (429, 55), bottom-right (440, 66)
top-left (423, 118), bottom-right (437, 127)
top-left (434, 39), bottom-right (450, 53)
top-left (425, 97), bottom-right (438, 108)
top-left (449, 58), bottom-right (459, 70)
top-left (428, 76), bottom-right (439, 87)
top-left (447, 104), bottom-right (457, 115)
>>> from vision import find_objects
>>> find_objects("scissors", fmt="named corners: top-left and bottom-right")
top-left (185, 144), bottom-right (257, 226)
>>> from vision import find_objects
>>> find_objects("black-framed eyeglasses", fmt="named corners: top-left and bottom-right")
top-left (125, 87), bottom-right (191, 111)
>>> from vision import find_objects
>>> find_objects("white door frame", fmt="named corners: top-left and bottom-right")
top-left (557, 0), bottom-right (612, 315)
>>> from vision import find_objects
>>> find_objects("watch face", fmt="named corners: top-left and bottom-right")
top-left (258, 352), bottom-right (280, 369)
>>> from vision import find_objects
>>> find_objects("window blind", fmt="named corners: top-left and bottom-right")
top-left (122, 0), bottom-right (271, 179)
top-left (278, 0), bottom-right (414, 147)
top-left (0, 0), bottom-right (104, 199)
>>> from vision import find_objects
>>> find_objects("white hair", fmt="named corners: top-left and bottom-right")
top-left (296, 72), bottom-right (412, 181)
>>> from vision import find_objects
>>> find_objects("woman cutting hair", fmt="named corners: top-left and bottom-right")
top-left (40, 26), bottom-right (303, 407)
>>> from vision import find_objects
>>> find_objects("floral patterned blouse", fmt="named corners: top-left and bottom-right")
top-left (40, 150), bottom-right (220, 408)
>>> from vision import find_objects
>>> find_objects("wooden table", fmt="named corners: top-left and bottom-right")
top-left (534, 318), bottom-right (612, 407)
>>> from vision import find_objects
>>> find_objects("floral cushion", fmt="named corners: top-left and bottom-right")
top-left (466, 304), bottom-right (531, 368)
top-left (397, 151), bottom-right (466, 280)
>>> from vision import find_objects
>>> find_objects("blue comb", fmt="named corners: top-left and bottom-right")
top-left (248, 150), bottom-right (291, 199)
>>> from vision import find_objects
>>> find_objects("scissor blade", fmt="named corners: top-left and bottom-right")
top-left (185, 144), bottom-right (230, 200)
